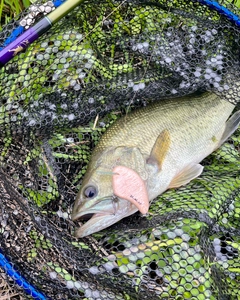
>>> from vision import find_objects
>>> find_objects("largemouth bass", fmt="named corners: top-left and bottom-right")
top-left (72, 92), bottom-right (240, 237)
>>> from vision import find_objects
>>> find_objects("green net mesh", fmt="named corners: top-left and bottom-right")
top-left (0, 0), bottom-right (240, 299)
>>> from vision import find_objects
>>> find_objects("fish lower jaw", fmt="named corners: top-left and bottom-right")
top-left (73, 212), bottom-right (119, 238)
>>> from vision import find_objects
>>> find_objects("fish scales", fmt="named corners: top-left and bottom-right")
top-left (91, 93), bottom-right (233, 169)
top-left (72, 92), bottom-right (240, 237)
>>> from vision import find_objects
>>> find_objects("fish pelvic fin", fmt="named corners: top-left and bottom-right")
top-left (169, 163), bottom-right (204, 189)
top-left (147, 129), bottom-right (171, 170)
top-left (218, 110), bottom-right (240, 148)
top-left (112, 165), bottom-right (149, 214)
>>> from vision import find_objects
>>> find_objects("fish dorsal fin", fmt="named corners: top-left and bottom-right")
top-left (147, 129), bottom-right (171, 170)
top-left (169, 163), bottom-right (204, 188)
top-left (112, 165), bottom-right (149, 214)
top-left (218, 110), bottom-right (240, 148)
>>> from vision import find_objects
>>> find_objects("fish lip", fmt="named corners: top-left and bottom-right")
top-left (72, 197), bottom-right (139, 237)
top-left (73, 211), bottom-right (121, 238)
top-left (71, 197), bottom-right (115, 221)
top-left (71, 196), bottom-right (129, 237)
top-left (73, 210), bottom-right (130, 238)
top-left (73, 214), bottom-right (108, 238)
top-left (71, 210), bottom-right (86, 221)
top-left (72, 210), bottom-right (110, 222)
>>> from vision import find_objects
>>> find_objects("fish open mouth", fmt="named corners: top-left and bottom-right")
top-left (74, 213), bottom-right (103, 228)
top-left (77, 213), bottom-right (95, 221)
top-left (71, 196), bottom-right (117, 223)
top-left (71, 197), bottom-right (131, 237)
top-left (72, 211), bottom-right (120, 238)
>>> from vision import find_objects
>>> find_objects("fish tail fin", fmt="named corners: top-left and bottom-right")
top-left (219, 110), bottom-right (240, 147)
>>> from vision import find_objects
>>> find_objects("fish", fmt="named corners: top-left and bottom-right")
top-left (72, 91), bottom-right (240, 237)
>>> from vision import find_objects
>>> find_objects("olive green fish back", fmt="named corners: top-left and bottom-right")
top-left (0, 0), bottom-right (240, 299)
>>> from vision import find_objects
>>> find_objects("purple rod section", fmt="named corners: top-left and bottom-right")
top-left (0, 18), bottom-right (52, 67)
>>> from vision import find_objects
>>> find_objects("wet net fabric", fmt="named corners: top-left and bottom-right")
top-left (0, 0), bottom-right (240, 299)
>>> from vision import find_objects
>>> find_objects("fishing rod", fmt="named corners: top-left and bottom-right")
top-left (0, 0), bottom-right (85, 67)
top-left (0, 0), bottom-right (66, 50)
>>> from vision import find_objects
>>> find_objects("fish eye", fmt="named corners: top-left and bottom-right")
top-left (84, 186), bottom-right (97, 198)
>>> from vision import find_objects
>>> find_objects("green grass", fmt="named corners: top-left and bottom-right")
top-left (0, 0), bottom-right (240, 30)
top-left (0, 0), bottom-right (240, 29)
top-left (0, 0), bottom-right (31, 29)
top-left (0, 1), bottom-right (239, 300)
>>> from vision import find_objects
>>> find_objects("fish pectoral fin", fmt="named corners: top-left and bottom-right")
top-left (169, 163), bottom-right (204, 188)
top-left (112, 165), bottom-right (149, 214)
top-left (147, 129), bottom-right (171, 170)
top-left (218, 110), bottom-right (240, 148)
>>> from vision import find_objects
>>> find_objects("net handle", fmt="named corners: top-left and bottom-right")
top-left (0, 250), bottom-right (48, 300)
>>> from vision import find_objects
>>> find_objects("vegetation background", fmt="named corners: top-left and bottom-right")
top-left (0, 0), bottom-right (31, 29)
top-left (0, 0), bottom-right (240, 299)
